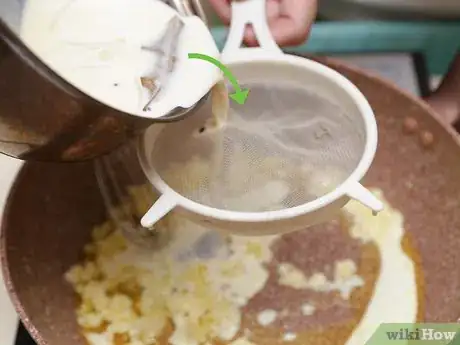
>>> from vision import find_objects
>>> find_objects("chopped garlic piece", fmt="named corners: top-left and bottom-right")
top-left (306, 272), bottom-right (329, 290)
top-left (283, 332), bottom-right (297, 341)
top-left (257, 309), bottom-right (277, 326)
top-left (278, 263), bottom-right (310, 289)
top-left (277, 260), bottom-right (363, 300)
top-left (301, 303), bottom-right (316, 316)
top-left (85, 332), bottom-right (113, 345)
top-left (335, 259), bottom-right (357, 280)
top-left (65, 203), bottom-right (277, 345)
top-left (230, 337), bottom-right (257, 345)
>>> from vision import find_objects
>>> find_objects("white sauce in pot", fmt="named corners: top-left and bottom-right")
top-left (20, 0), bottom-right (222, 118)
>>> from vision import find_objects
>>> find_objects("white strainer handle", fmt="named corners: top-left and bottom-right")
top-left (140, 193), bottom-right (178, 228)
top-left (344, 181), bottom-right (384, 214)
top-left (221, 0), bottom-right (283, 61)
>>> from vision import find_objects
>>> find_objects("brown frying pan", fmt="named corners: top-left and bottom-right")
top-left (2, 55), bottom-right (460, 345)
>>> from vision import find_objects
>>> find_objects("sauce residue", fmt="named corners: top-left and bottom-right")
top-left (66, 187), bottom-right (420, 345)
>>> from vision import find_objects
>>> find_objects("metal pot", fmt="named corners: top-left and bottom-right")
top-left (0, 0), bottom-right (206, 162)
top-left (2, 54), bottom-right (460, 344)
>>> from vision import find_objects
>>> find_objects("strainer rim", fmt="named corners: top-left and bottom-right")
top-left (139, 55), bottom-right (377, 222)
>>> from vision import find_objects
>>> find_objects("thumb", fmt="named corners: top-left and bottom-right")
top-left (207, 0), bottom-right (232, 24)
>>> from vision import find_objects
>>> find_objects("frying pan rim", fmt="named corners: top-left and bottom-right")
top-left (0, 164), bottom-right (47, 345)
top-left (2, 56), bottom-right (460, 345)
top-left (319, 56), bottom-right (460, 143)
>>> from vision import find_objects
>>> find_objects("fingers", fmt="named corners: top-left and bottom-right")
top-left (280, 0), bottom-right (317, 32)
top-left (207, 0), bottom-right (231, 24)
top-left (276, 0), bottom-right (317, 45)
top-left (245, 0), bottom-right (317, 47)
top-left (208, 0), bottom-right (317, 47)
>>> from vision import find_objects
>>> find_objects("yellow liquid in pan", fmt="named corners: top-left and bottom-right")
top-left (67, 187), bottom-right (423, 345)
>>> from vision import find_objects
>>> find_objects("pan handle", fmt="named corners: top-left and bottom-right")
top-left (424, 54), bottom-right (460, 129)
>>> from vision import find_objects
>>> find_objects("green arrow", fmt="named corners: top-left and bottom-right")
top-left (188, 53), bottom-right (249, 105)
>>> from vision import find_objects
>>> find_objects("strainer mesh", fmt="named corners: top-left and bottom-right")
top-left (147, 81), bottom-right (366, 212)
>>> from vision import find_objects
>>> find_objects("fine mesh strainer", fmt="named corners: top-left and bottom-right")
top-left (138, 0), bottom-right (384, 236)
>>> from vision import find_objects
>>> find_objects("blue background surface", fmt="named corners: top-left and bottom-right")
top-left (211, 21), bottom-right (460, 76)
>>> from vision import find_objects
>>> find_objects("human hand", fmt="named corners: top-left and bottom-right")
top-left (208, 0), bottom-right (317, 47)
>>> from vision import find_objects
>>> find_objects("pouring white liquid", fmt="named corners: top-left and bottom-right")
top-left (20, 0), bottom-right (223, 119)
